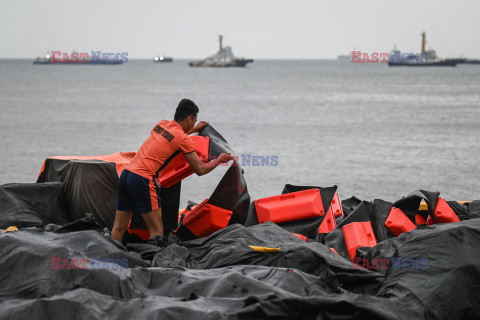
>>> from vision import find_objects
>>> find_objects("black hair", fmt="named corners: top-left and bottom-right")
top-left (174, 99), bottom-right (199, 121)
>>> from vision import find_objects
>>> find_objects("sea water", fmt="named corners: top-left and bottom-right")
top-left (1, 59), bottom-right (479, 205)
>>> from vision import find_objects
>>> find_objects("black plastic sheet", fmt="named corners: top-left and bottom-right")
top-left (0, 182), bottom-right (69, 228)
top-left (2, 212), bottom-right (480, 318)
top-left (1, 179), bottom-right (480, 319)
top-left (37, 159), bottom-right (120, 228)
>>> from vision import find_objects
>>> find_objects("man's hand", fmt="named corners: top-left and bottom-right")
top-left (185, 151), bottom-right (234, 176)
top-left (192, 121), bottom-right (209, 133)
top-left (218, 153), bottom-right (234, 163)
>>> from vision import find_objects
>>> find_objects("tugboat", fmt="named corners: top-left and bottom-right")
top-left (153, 55), bottom-right (173, 63)
top-left (388, 32), bottom-right (459, 67)
top-left (188, 35), bottom-right (253, 67)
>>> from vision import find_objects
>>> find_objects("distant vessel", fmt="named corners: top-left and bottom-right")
top-left (154, 56), bottom-right (173, 63)
top-left (33, 52), bottom-right (124, 65)
top-left (388, 32), bottom-right (458, 67)
top-left (33, 53), bottom-right (52, 65)
top-left (188, 35), bottom-right (253, 67)
top-left (458, 59), bottom-right (480, 65)
top-left (337, 48), bottom-right (356, 61)
top-left (337, 54), bottom-right (351, 60)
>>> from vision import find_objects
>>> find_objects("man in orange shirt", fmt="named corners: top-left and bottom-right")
top-left (111, 99), bottom-right (233, 244)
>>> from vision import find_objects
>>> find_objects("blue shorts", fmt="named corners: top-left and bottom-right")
top-left (116, 169), bottom-right (161, 214)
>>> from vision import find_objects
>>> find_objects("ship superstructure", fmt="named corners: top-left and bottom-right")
top-left (188, 35), bottom-right (253, 67)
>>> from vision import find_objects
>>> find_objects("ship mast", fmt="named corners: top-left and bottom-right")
top-left (421, 32), bottom-right (426, 54)
top-left (218, 34), bottom-right (223, 52)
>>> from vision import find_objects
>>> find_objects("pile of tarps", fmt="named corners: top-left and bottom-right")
top-left (2, 125), bottom-right (480, 318)
top-left (36, 152), bottom-right (135, 228)
top-left (1, 187), bottom-right (480, 318)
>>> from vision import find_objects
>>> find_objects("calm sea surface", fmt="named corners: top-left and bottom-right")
top-left (1, 59), bottom-right (479, 205)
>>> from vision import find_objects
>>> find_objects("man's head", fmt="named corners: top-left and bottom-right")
top-left (174, 99), bottom-right (198, 132)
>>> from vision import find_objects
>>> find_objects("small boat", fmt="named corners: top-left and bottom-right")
top-left (154, 56), bottom-right (173, 63)
top-left (188, 35), bottom-right (253, 67)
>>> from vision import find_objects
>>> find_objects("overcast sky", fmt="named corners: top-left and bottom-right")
top-left (1, 0), bottom-right (479, 59)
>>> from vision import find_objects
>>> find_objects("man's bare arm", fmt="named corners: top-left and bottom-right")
top-left (184, 152), bottom-right (233, 176)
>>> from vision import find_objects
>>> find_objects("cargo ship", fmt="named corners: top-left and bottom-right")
top-left (188, 35), bottom-right (253, 67)
top-left (388, 32), bottom-right (459, 67)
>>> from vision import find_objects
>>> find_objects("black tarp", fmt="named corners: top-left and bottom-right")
top-left (176, 125), bottom-right (250, 240)
top-left (0, 182), bottom-right (69, 228)
top-left (2, 203), bottom-right (480, 318)
top-left (37, 158), bottom-right (122, 229)
top-left (2, 182), bottom-right (480, 318)
top-left (198, 125), bottom-right (250, 225)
